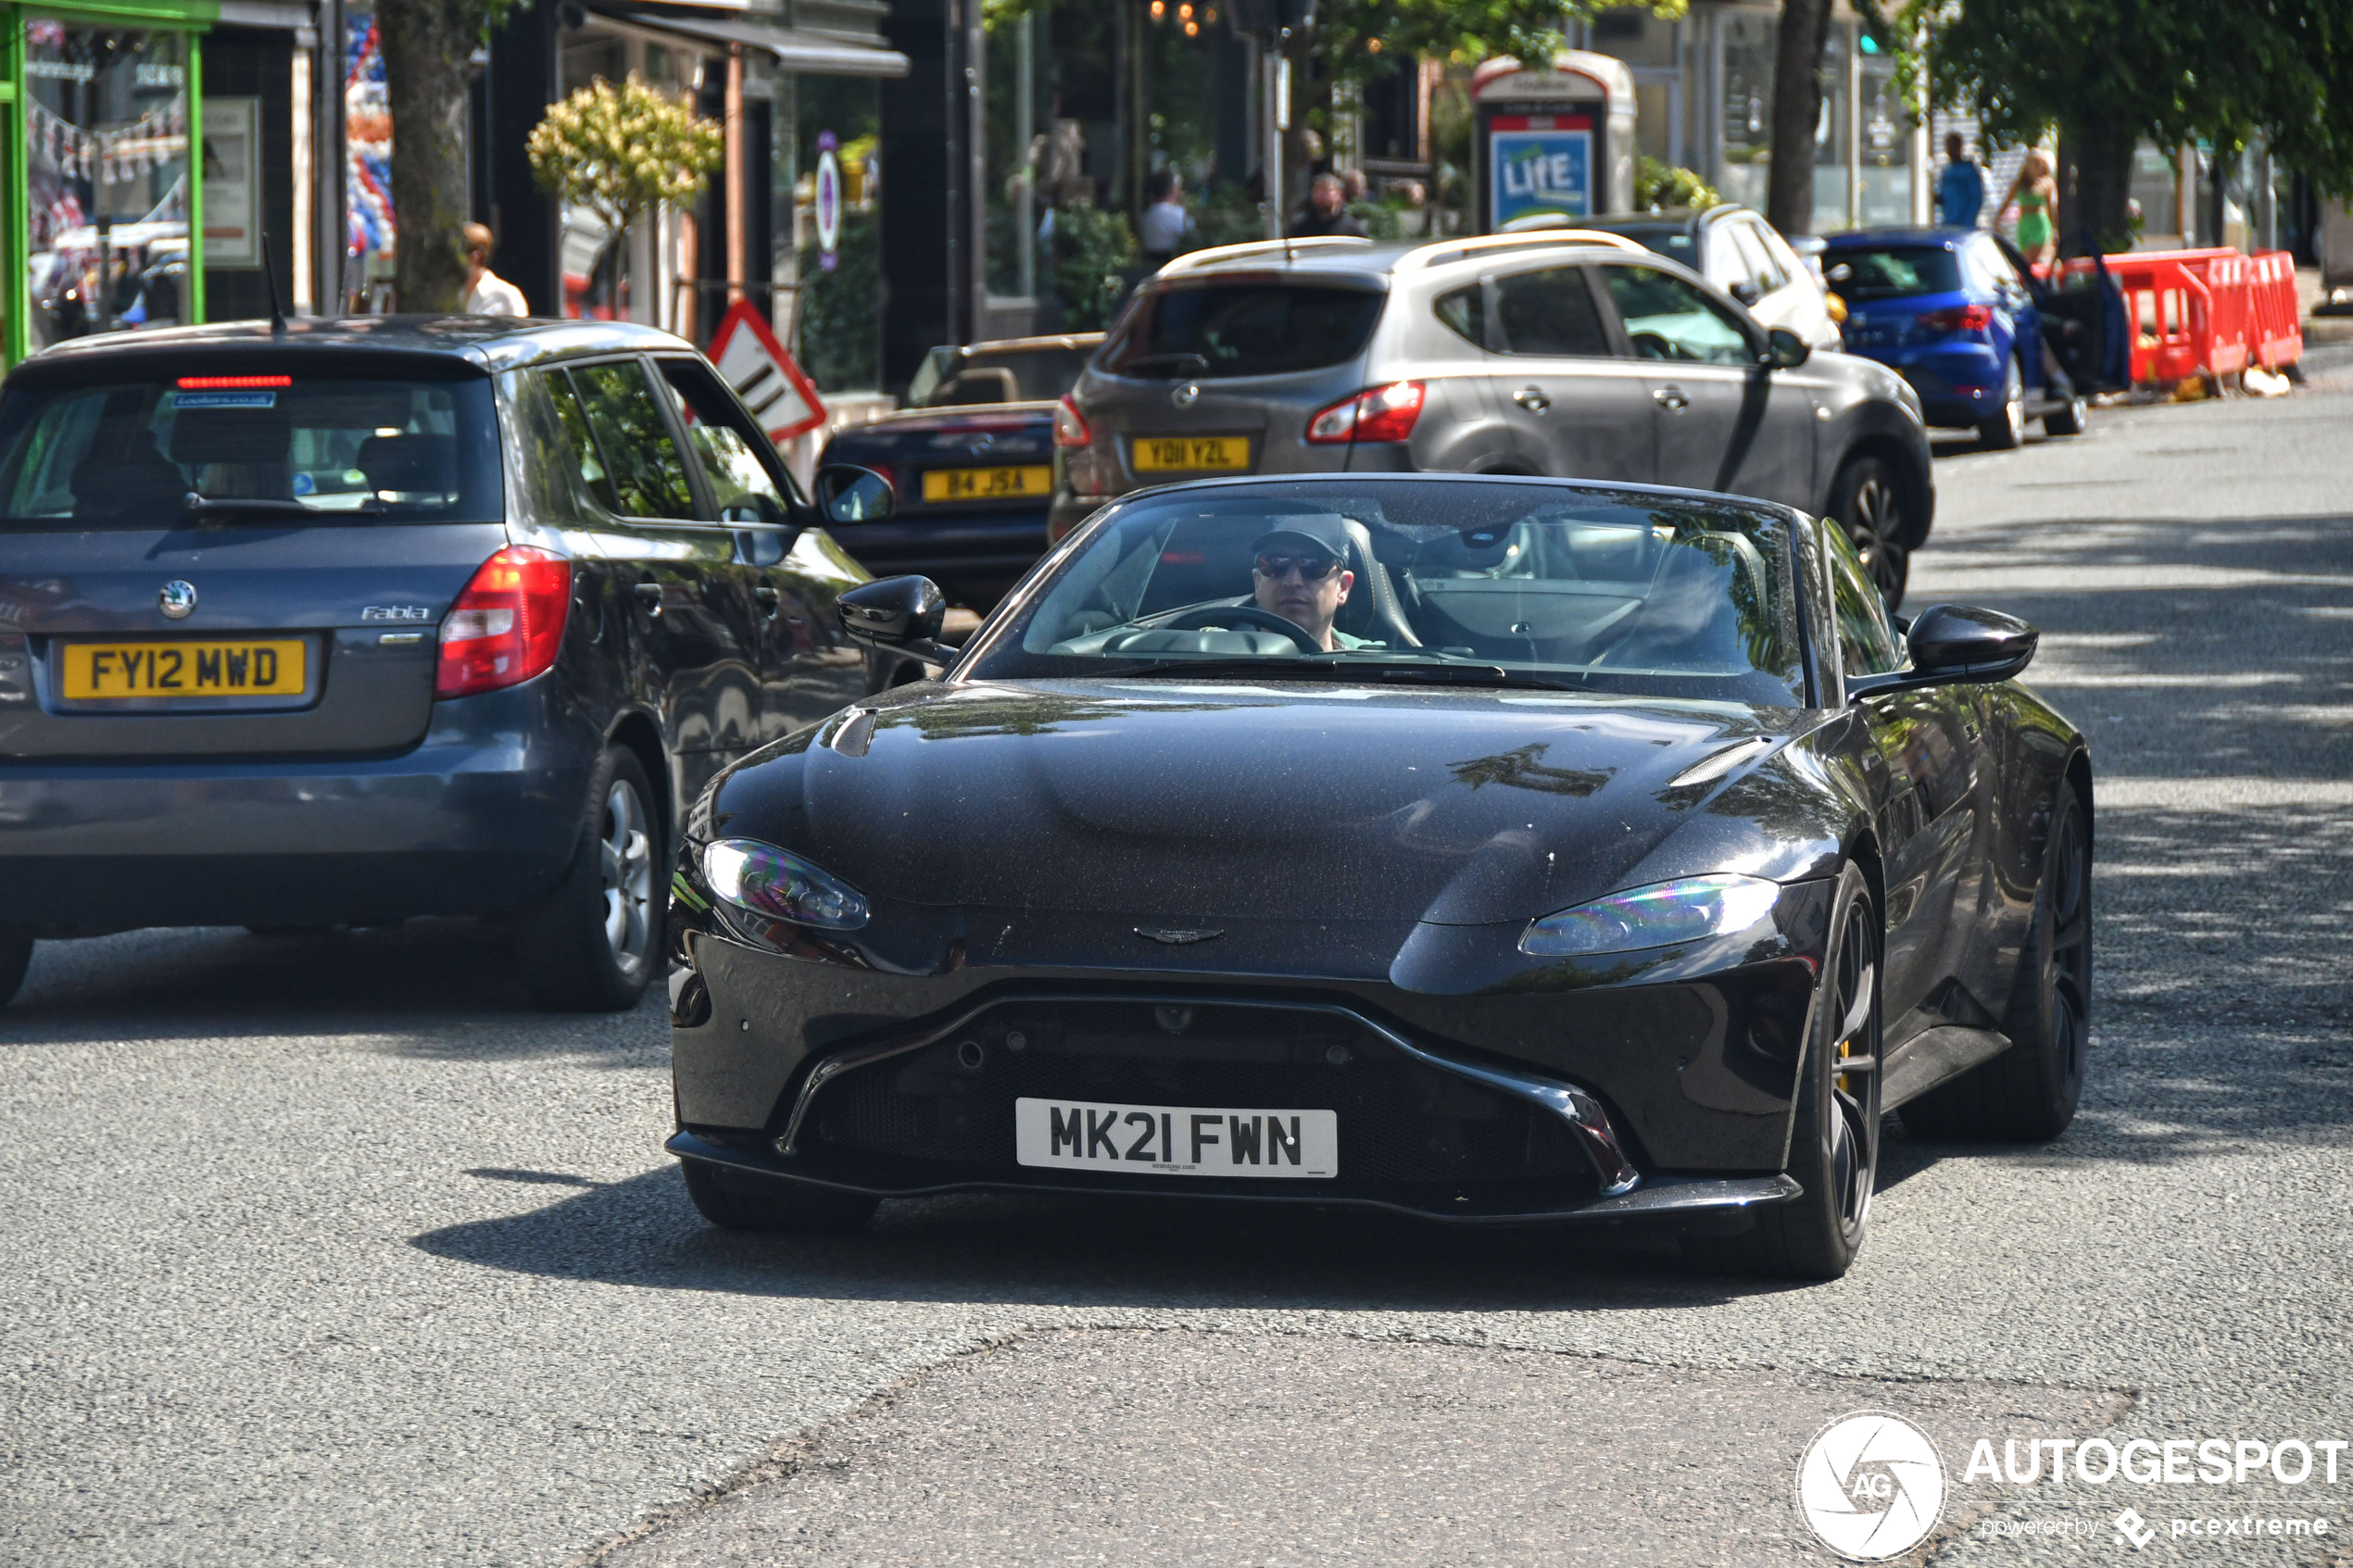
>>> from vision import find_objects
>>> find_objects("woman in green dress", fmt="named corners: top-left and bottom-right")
top-left (2003, 150), bottom-right (2059, 264)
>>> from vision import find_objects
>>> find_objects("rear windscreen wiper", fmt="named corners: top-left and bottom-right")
top-left (183, 492), bottom-right (384, 520)
top-left (1116, 353), bottom-right (1211, 378)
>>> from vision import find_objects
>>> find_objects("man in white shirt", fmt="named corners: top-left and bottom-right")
top-left (462, 222), bottom-right (529, 316)
top-left (1137, 170), bottom-right (1195, 265)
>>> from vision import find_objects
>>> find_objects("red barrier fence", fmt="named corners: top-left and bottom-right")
top-left (2041, 248), bottom-right (2303, 386)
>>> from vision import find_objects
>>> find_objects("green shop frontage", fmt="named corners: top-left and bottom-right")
top-left (4, 0), bottom-right (315, 366)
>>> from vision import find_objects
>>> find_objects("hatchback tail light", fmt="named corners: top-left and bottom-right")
top-left (1916, 304), bottom-right (1994, 333)
top-left (435, 546), bottom-right (571, 699)
top-left (1305, 381), bottom-right (1426, 445)
top-left (1052, 394), bottom-right (1092, 448)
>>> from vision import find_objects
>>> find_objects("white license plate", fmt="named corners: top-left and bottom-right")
top-left (1013, 1097), bottom-right (1338, 1179)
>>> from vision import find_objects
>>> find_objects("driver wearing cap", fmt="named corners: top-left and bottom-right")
top-left (1250, 515), bottom-right (1368, 652)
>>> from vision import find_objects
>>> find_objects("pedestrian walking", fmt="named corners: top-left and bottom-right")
top-left (1937, 132), bottom-right (1985, 230)
top-left (1292, 172), bottom-right (1366, 238)
top-left (2002, 151), bottom-right (2058, 265)
top-left (1138, 169), bottom-right (1196, 264)
top-left (462, 223), bottom-right (529, 316)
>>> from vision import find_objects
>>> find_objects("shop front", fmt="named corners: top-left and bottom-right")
top-left (6, 6), bottom-right (205, 363)
top-left (5, 0), bottom-right (328, 367)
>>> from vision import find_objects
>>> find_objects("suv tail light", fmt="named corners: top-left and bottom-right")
top-left (1305, 381), bottom-right (1426, 445)
top-left (1916, 304), bottom-right (1994, 333)
top-left (1052, 394), bottom-right (1092, 447)
top-left (435, 546), bottom-right (571, 699)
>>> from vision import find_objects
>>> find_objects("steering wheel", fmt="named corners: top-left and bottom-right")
top-left (1158, 605), bottom-right (1325, 653)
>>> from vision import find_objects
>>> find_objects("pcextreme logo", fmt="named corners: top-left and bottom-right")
top-left (1796, 1411), bottom-right (1948, 1561)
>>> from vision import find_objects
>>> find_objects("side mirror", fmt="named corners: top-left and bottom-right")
top-left (1849, 604), bottom-right (2037, 698)
top-left (1729, 280), bottom-right (1764, 307)
top-left (814, 464), bottom-right (895, 525)
top-left (837, 575), bottom-right (955, 664)
top-left (731, 526), bottom-right (791, 568)
top-left (1764, 327), bottom-right (1811, 369)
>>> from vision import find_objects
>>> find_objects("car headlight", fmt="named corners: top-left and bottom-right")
top-left (1519, 873), bottom-right (1780, 958)
top-left (702, 839), bottom-right (869, 931)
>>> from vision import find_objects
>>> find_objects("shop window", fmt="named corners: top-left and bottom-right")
top-left (1810, 24), bottom-right (1852, 232)
top-left (1717, 13), bottom-right (1773, 214)
top-left (789, 74), bottom-right (882, 392)
top-left (26, 25), bottom-right (194, 352)
top-left (344, 5), bottom-right (392, 312)
top-left (1857, 47), bottom-right (1915, 228)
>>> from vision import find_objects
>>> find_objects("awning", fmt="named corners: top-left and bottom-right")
top-left (597, 6), bottom-right (909, 77)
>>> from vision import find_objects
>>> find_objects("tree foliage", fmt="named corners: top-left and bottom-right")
top-left (528, 76), bottom-right (724, 255)
top-left (1636, 156), bottom-right (1722, 211)
top-left (1879, 0), bottom-right (2353, 247)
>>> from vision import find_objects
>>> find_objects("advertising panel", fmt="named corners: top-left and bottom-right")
top-left (1490, 113), bottom-right (1594, 225)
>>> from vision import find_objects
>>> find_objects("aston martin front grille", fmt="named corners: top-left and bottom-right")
top-left (804, 998), bottom-right (1592, 1191)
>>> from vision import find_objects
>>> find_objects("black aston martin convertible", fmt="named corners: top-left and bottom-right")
top-left (664, 474), bottom-right (2093, 1279)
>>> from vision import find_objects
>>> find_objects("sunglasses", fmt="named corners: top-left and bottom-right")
top-left (1253, 553), bottom-right (1343, 582)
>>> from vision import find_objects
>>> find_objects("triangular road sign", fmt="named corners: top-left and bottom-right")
top-left (706, 299), bottom-right (827, 443)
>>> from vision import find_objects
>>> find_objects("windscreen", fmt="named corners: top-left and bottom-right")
top-left (1823, 247), bottom-right (1964, 301)
top-left (0, 370), bottom-right (503, 527)
top-left (1594, 223), bottom-right (1695, 257)
top-left (968, 480), bottom-right (1807, 706)
top-left (912, 347), bottom-right (1092, 407)
top-left (1101, 283), bottom-right (1385, 380)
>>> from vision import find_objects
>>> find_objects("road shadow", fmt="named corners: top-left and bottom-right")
top-left (2, 919), bottom-right (665, 1062)
top-left (413, 1160), bottom-right (1845, 1314)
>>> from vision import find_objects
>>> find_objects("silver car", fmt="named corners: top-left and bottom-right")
top-left (1051, 232), bottom-right (1932, 602)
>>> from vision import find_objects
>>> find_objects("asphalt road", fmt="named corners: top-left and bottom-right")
top-left (4, 356), bottom-right (2349, 1567)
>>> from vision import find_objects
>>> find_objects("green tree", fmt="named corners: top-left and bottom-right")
top-left (1883, 0), bottom-right (2353, 252)
top-left (528, 76), bottom-right (724, 332)
top-left (798, 210), bottom-right (884, 391)
top-left (1053, 199), bottom-right (1142, 329)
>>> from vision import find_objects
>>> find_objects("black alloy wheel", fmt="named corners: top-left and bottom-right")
top-left (1979, 353), bottom-right (2027, 449)
top-left (517, 745), bottom-right (664, 1012)
top-left (1902, 787), bottom-right (2093, 1142)
top-left (682, 1160), bottom-right (880, 1235)
top-left (1717, 862), bottom-right (1881, 1279)
top-left (0, 926), bottom-right (31, 1008)
top-left (1831, 456), bottom-right (1910, 609)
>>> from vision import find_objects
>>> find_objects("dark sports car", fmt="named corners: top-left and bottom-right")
top-left (817, 333), bottom-right (1101, 610)
top-left (665, 474), bottom-right (2094, 1278)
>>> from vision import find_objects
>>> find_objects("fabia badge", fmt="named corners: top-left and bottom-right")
top-left (1795, 1411), bottom-right (1945, 1561)
top-left (1135, 926), bottom-right (1222, 945)
top-left (158, 580), bottom-right (197, 620)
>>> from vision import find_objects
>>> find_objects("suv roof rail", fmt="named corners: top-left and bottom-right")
top-left (1157, 235), bottom-right (1377, 274)
top-left (1397, 230), bottom-right (1650, 270)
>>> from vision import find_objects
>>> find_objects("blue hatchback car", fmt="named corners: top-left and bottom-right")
top-left (1821, 228), bottom-right (2086, 449)
top-left (0, 317), bottom-right (907, 1011)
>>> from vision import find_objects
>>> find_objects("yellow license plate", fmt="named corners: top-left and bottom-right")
top-left (60, 639), bottom-right (308, 699)
top-left (921, 465), bottom-right (1053, 502)
top-left (1132, 435), bottom-right (1251, 472)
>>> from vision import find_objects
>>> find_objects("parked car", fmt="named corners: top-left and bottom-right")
top-left (1820, 227), bottom-right (2089, 448)
top-left (1051, 232), bottom-right (1932, 603)
top-left (666, 472), bottom-right (2095, 1281)
top-left (0, 317), bottom-right (900, 1011)
top-left (820, 333), bottom-right (1102, 609)
top-left (1561, 206), bottom-right (1843, 349)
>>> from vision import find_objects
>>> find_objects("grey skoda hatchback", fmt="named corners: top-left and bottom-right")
top-left (0, 317), bottom-right (888, 1010)
top-left (1051, 232), bottom-right (1932, 604)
